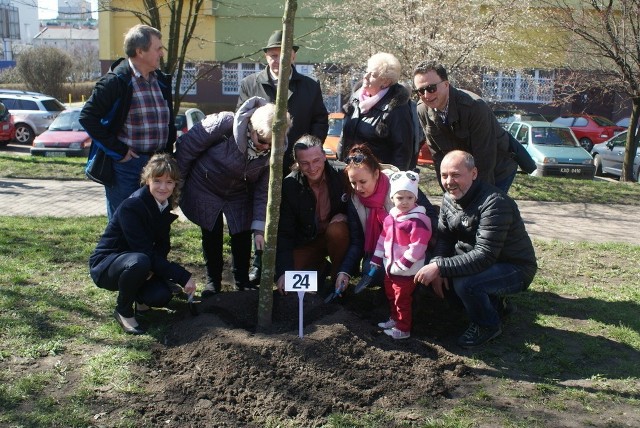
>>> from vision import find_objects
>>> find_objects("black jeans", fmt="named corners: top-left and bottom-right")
top-left (98, 252), bottom-right (173, 317)
top-left (201, 213), bottom-right (252, 290)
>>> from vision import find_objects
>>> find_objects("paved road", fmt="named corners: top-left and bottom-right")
top-left (0, 178), bottom-right (637, 245)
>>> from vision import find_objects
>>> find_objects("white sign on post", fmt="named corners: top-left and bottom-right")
top-left (284, 271), bottom-right (317, 338)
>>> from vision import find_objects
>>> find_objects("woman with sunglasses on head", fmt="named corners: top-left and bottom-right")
top-left (334, 144), bottom-right (438, 293)
top-left (89, 154), bottom-right (196, 335)
top-left (176, 97), bottom-right (291, 296)
top-left (337, 52), bottom-right (415, 170)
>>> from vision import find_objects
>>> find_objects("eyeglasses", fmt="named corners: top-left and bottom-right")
top-left (390, 171), bottom-right (418, 182)
top-left (345, 153), bottom-right (366, 165)
top-left (414, 81), bottom-right (444, 96)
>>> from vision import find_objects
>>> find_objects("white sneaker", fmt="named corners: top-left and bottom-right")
top-left (384, 327), bottom-right (410, 340)
top-left (377, 319), bottom-right (396, 329)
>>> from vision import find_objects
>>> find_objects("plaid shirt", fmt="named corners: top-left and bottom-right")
top-left (118, 61), bottom-right (170, 153)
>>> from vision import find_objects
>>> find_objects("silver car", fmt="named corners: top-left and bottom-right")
top-left (591, 130), bottom-right (640, 181)
top-left (0, 92), bottom-right (66, 144)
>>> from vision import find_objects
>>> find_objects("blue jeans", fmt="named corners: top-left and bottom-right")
top-left (452, 263), bottom-right (525, 328)
top-left (105, 154), bottom-right (150, 219)
top-left (494, 169), bottom-right (517, 194)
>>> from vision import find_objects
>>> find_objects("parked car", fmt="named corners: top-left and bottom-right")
top-left (507, 121), bottom-right (595, 179)
top-left (591, 130), bottom-right (640, 182)
top-left (615, 117), bottom-right (640, 134)
top-left (494, 109), bottom-right (548, 129)
top-left (416, 142), bottom-right (434, 166)
top-left (551, 114), bottom-right (625, 152)
top-left (175, 108), bottom-right (205, 137)
top-left (0, 92), bottom-right (66, 145)
top-left (322, 112), bottom-right (345, 159)
top-left (0, 101), bottom-right (16, 146)
top-left (30, 108), bottom-right (91, 157)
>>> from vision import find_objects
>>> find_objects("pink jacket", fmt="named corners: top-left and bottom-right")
top-left (370, 205), bottom-right (431, 276)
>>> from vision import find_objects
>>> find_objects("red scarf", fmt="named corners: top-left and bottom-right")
top-left (359, 172), bottom-right (390, 254)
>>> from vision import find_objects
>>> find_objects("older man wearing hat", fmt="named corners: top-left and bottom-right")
top-left (237, 30), bottom-right (328, 174)
top-left (238, 30), bottom-right (329, 288)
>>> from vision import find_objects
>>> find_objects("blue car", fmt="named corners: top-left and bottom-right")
top-left (507, 121), bottom-right (596, 179)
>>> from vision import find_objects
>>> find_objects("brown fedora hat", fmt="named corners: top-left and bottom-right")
top-left (262, 30), bottom-right (299, 52)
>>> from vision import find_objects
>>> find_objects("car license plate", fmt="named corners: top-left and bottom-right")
top-left (45, 152), bottom-right (66, 157)
top-left (560, 167), bottom-right (581, 174)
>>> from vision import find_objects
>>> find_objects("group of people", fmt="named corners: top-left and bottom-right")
top-left (83, 25), bottom-right (537, 348)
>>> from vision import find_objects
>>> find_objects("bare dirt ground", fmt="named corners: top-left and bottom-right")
top-left (88, 280), bottom-right (640, 427)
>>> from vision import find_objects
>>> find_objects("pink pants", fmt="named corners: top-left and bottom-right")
top-left (384, 273), bottom-right (417, 333)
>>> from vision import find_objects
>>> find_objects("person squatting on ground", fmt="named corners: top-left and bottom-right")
top-left (176, 98), bottom-right (290, 297)
top-left (369, 170), bottom-right (432, 340)
top-left (413, 61), bottom-right (517, 192)
top-left (275, 135), bottom-right (350, 295)
top-left (414, 151), bottom-right (537, 348)
top-left (336, 144), bottom-right (438, 292)
top-left (80, 24), bottom-right (176, 219)
top-left (89, 154), bottom-right (196, 335)
top-left (338, 52), bottom-right (415, 170)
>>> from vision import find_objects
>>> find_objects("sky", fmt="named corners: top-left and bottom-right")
top-left (38, 0), bottom-right (99, 20)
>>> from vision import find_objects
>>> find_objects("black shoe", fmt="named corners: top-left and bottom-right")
top-left (113, 310), bottom-right (145, 335)
top-left (498, 297), bottom-right (517, 319)
top-left (168, 282), bottom-right (184, 295)
top-left (457, 323), bottom-right (501, 348)
top-left (201, 282), bottom-right (220, 298)
top-left (235, 282), bottom-right (258, 291)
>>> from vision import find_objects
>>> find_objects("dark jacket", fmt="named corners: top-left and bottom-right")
top-left (237, 65), bottom-right (328, 170)
top-left (433, 179), bottom-right (537, 286)
top-left (339, 170), bottom-right (439, 277)
top-left (416, 86), bottom-right (517, 185)
top-left (275, 161), bottom-right (348, 278)
top-left (89, 186), bottom-right (191, 287)
top-left (176, 97), bottom-right (270, 234)
top-left (79, 58), bottom-right (176, 161)
top-left (338, 83), bottom-right (414, 170)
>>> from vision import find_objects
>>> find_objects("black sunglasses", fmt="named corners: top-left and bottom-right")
top-left (345, 153), bottom-right (366, 165)
top-left (414, 81), bottom-right (444, 96)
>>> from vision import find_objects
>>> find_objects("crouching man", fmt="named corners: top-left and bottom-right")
top-left (414, 150), bottom-right (537, 348)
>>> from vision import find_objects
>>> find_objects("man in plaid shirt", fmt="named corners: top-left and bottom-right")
top-left (80, 24), bottom-right (176, 219)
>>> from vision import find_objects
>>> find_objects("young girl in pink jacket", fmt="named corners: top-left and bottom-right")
top-left (369, 170), bottom-right (432, 339)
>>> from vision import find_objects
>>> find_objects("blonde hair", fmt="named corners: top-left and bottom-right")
top-left (250, 103), bottom-right (292, 141)
top-left (368, 52), bottom-right (401, 84)
top-left (140, 153), bottom-right (182, 208)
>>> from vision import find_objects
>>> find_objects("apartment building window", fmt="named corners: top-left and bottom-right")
top-left (222, 63), bottom-right (317, 95)
top-left (222, 63), bottom-right (262, 95)
top-left (174, 64), bottom-right (197, 95)
top-left (482, 70), bottom-right (554, 104)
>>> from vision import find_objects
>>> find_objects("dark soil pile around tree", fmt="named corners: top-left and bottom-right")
top-left (127, 287), bottom-right (473, 426)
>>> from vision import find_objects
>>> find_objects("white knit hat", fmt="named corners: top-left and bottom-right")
top-left (389, 170), bottom-right (419, 198)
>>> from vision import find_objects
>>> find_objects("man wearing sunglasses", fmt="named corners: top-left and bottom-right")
top-left (413, 61), bottom-right (517, 192)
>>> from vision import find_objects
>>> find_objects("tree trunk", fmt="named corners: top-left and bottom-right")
top-left (256, 0), bottom-right (298, 332)
top-left (622, 98), bottom-right (640, 182)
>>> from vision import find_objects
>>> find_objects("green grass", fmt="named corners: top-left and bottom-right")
top-left (1, 152), bottom-right (639, 204)
top-left (418, 167), bottom-right (640, 205)
top-left (0, 215), bottom-right (638, 426)
top-left (0, 217), bottom-right (204, 427)
top-left (0, 153), bottom-right (87, 180)
top-left (0, 155), bottom-right (639, 426)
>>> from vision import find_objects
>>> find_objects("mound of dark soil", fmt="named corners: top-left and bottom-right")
top-left (127, 288), bottom-right (472, 426)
